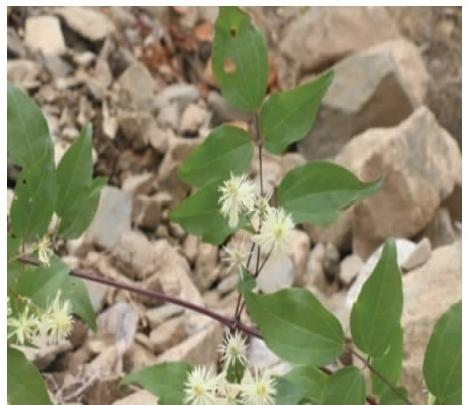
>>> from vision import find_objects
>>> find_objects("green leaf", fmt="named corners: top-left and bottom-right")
top-left (245, 288), bottom-right (345, 365)
top-left (275, 377), bottom-right (308, 405)
top-left (58, 176), bottom-right (106, 239)
top-left (10, 151), bottom-right (55, 241)
top-left (7, 233), bottom-right (21, 261)
top-left (122, 362), bottom-right (191, 405)
top-left (178, 125), bottom-right (254, 187)
top-left (62, 276), bottom-right (97, 332)
top-left (277, 161), bottom-right (381, 226)
top-left (379, 387), bottom-right (409, 405)
top-left (237, 269), bottom-right (257, 294)
top-left (212, 6), bottom-right (268, 111)
top-left (8, 347), bottom-right (51, 405)
top-left (169, 181), bottom-right (233, 245)
top-left (423, 301), bottom-right (461, 404)
top-left (7, 83), bottom-right (53, 167)
top-left (371, 325), bottom-right (403, 397)
top-left (283, 365), bottom-right (328, 403)
top-left (321, 366), bottom-right (365, 405)
top-left (350, 238), bottom-right (403, 357)
top-left (55, 124), bottom-right (93, 216)
top-left (260, 70), bottom-right (333, 154)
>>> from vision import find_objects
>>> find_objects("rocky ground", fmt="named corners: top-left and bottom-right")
top-left (7, 6), bottom-right (462, 405)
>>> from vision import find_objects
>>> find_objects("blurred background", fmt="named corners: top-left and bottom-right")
top-left (7, 6), bottom-right (462, 405)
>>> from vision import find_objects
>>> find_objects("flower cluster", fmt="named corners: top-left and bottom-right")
top-left (184, 331), bottom-right (276, 405)
top-left (7, 290), bottom-right (74, 346)
top-left (219, 173), bottom-right (295, 271)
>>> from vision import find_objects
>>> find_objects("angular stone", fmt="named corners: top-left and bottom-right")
top-left (422, 207), bottom-right (459, 248)
top-left (25, 16), bottom-right (66, 55)
top-left (256, 254), bottom-right (294, 293)
top-left (400, 241), bottom-right (461, 403)
top-left (85, 186), bottom-right (132, 250)
top-left (117, 62), bottom-right (157, 110)
top-left (153, 83), bottom-right (199, 111)
top-left (113, 391), bottom-right (158, 405)
top-left (133, 192), bottom-right (172, 230)
top-left (146, 304), bottom-right (184, 329)
top-left (280, 6), bottom-right (399, 72)
top-left (299, 39), bottom-right (428, 160)
top-left (287, 230), bottom-right (310, 286)
top-left (194, 243), bottom-right (219, 291)
top-left (401, 237), bottom-right (431, 271)
top-left (149, 316), bottom-right (186, 353)
top-left (337, 107), bottom-right (461, 258)
top-left (339, 254), bottom-right (363, 285)
top-left (156, 322), bottom-right (222, 367)
top-left (57, 7), bottom-right (115, 42)
top-left (180, 103), bottom-right (211, 134)
top-left (7, 59), bottom-right (41, 89)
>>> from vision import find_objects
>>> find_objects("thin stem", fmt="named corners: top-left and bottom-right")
top-left (351, 348), bottom-right (412, 405)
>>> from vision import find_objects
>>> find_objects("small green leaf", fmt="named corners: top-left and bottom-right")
top-left (7, 233), bottom-right (21, 261)
top-left (62, 276), bottom-right (97, 332)
top-left (350, 239), bottom-right (402, 357)
top-left (321, 366), bottom-right (365, 405)
top-left (423, 302), bottom-right (461, 404)
top-left (237, 269), bottom-right (256, 294)
top-left (169, 181), bottom-right (233, 245)
top-left (225, 358), bottom-right (246, 384)
top-left (283, 365), bottom-right (328, 403)
top-left (7, 83), bottom-right (53, 167)
top-left (371, 325), bottom-right (403, 397)
top-left (277, 161), bottom-right (381, 226)
top-left (275, 377), bottom-right (307, 405)
top-left (212, 6), bottom-right (268, 111)
top-left (58, 176), bottom-right (106, 239)
top-left (8, 347), bottom-right (51, 405)
top-left (55, 124), bottom-right (93, 216)
top-left (245, 288), bottom-right (345, 365)
top-left (260, 70), bottom-right (333, 154)
top-left (10, 151), bottom-right (55, 241)
top-left (379, 387), bottom-right (409, 405)
top-left (122, 362), bottom-right (191, 405)
top-left (178, 125), bottom-right (254, 187)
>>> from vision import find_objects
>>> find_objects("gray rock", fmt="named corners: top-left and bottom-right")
top-left (180, 103), bottom-right (211, 134)
top-left (207, 91), bottom-right (251, 123)
top-left (25, 15), bottom-right (66, 55)
top-left (149, 317), bottom-right (186, 353)
top-left (194, 243), bottom-right (219, 291)
top-left (7, 59), bottom-right (41, 90)
top-left (158, 102), bottom-right (180, 130)
top-left (422, 207), bottom-right (459, 248)
top-left (117, 62), bottom-right (157, 110)
top-left (256, 254), bottom-right (294, 293)
top-left (82, 279), bottom-right (108, 312)
top-left (113, 391), bottom-right (158, 405)
top-left (56, 7), bottom-right (115, 42)
top-left (401, 241), bottom-right (461, 404)
top-left (85, 186), bottom-right (132, 250)
top-left (146, 304), bottom-right (184, 329)
top-left (133, 192), bottom-right (172, 231)
top-left (299, 39), bottom-right (428, 160)
top-left (336, 107), bottom-right (462, 258)
top-left (280, 6), bottom-right (399, 72)
top-left (247, 337), bottom-right (281, 369)
top-left (153, 83), bottom-right (199, 111)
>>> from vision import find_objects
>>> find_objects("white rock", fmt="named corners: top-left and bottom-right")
top-left (256, 254), bottom-right (294, 293)
top-left (146, 304), bottom-right (184, 329)
top-left (158, 102), bottom-right (180, 130)
top-left (56, 7), bottom-right (115, 42)
top-left (25, 16), bottom-right (65, 55)
top-left (247, 337), bottom-right (281, 369)
top-left (85, 186), bottom-right (132, 250)
top-left (149, 316), bottom-right (186, 353)
top-left (113, 390), bottom-right (158, 405)
top-left (401, 237), bottom-right (431, 271)
top-left (153, 83), bottom-right (199, 111)
top-left (180, 103), bottom-right (211, 133)
top-left (7, 59), bottom-right (41, 89)
top-left (339, 254), bottom-right (363, 285)
top-left (117, 62), bottom-right (157, 110)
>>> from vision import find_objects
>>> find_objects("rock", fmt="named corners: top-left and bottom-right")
top-left (117, 111), bottom-right (150, 149)
top-left (194, 243), bottom-right (219, 291)
top-left (207, 91), bottom-right (251, 123)
top-left (124, 343), bottom-right (157, 373)
top-left (180, 103), bottom-right (211, 134)
top-left (306, 243), bottom-right (326, 291)
top-left (82, 279), bottom-right (108, 312)
top-left (247, 337), bottom-right (281, 369)
top-left (401, 237), bottom-right (431, 271)
top-left (339, 254), bottom-right (363, 285)
top-left (149, 317), bottom-right (186, 353)
top-left (256, 254), bottom-right (294, 293)
top-left (157, 103), bottom-right (180, 130)
top-left (22, 338), bottom-right (72, 371)
top-left (422, 207), bottom-right (458, 248)
top-left (25, 16), bottom-right (66, 55)
top-left (85, 186), bottom-right (132, 250)
top-left (346, 238), bottom-right (417, 309)
top-left (112, 231), bottom-right (160, 280)
top-left (146, 304), bottom-right (184, 329)
top-left (299, 39), bottom-right (428, 160)
top-left (321, 243), bottom-right (340, 279)
top-left (287, 230), bottom-right (310, 286)
top-left (336, 107), bottom-right (461, 258)
top-left (121, 172), bottom-right (155, 196)
top-left (217, 273), bottom-right (238, 295)
top-left (8, 27), bottom-right (27, 58)
top-left (153, 83), bottom-right (199, 111)
top-left (280, 6), bottom-right (399, 72)
top-left (56, 7), bottom-right (115, 42)
top-left (133, 192), bottom-right (172, 230)
top-left (147, 124), bottom-right (172, 154)
top-left (7, 59), bottom-right (41, 89)
top-left (156, 322), bottom-right (222, 366)
top-left (182, 234), bottom-right (199, 263)
top-left (401, 241), bottom-right (461, 403)
top-left (113, 391), bottom-right (158, 405)
top-left (96, 302), bottom-right (139, 355)
top-left (117, 62), bottom-right (157, 110)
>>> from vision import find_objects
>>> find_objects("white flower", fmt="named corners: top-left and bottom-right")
top-left (240, 368), bottom-right (276, 405)
top-left (217, 374), bottom-right (241, 405)
top-left (222, 239), bottom-right (250, 273)
top-left (218, 330), bottom-right (248, 368)
top-left (42, 290), bottom-right (73, 343)
top-left (184, 366), bottom-right (219, 405)
top-left (36, 236), bottom-right (53, 267)
top-left (219, 173), bottom-right (257, 228)
top-left (252, 207), bottom-right (294, 255)
top-left (7, 306), bottom-right (39, 345)
top-left (252, 192), bottom-right (272, 221)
